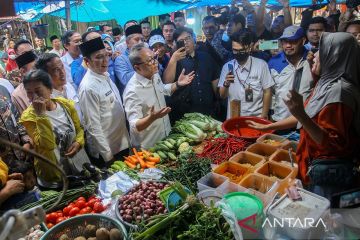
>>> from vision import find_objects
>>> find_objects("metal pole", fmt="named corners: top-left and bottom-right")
top-left (27, 22), bottom-right (34, 46)
top-left (65, 0), bottom-right (71, 30)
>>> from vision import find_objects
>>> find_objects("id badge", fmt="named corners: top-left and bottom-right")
top-left (245, 87), bottom-right (253, 102)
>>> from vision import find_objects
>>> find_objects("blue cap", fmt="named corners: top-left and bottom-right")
top-left (279, 25), bottom-right (305, 40)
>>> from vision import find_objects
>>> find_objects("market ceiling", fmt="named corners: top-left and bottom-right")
top-left (14, 0), bottom-right (341, 24)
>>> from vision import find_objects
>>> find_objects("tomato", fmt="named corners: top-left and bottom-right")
top-left (56, 212), bottom-right (63, 218)
top-left (77, 196), bottom-right (86, 202)
top-left (46, 214), bottom-right (52, 223)
top-left (63, 206), bottom-right (70, 216)
top-left (46, 223), bottom-right (54, 229)
top-left (93, 202), bottom-right (105, 213)
top-left (56, 217), bottom-right (66, 224)
top-left (69, 207), bottom-right (80, 217)
top-left (86, 198), bottom-right (97, 208)
top-left (87, 196), bottom-right (96, 201)
top-left (79, 206), bottom-right (91, 215)
top-left (48, 212), bottom-right (58, 224)
top-left (75, 200), bottom-right (86, 209)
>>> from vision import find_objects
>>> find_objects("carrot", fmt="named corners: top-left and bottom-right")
top-left (126, 157), bottom-right (137, 165)
top-left (128, 156), bottom-right (138, 164)
top-left (145, 162), bottom-right (155, 168)
top-left (138, 152), bottom-right (144, 156)
top-left (133, 148), bottom-right (146, 168)
top-left (141, 149), bottom-right (152, 156)
top-left (124, 160), bottom-right (136, 169)
top-left (146, 157), bottom-right (160, 163)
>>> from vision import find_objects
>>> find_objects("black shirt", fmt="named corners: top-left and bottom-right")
top-left (196, 40), bottom-right (224, 69)
top-left (168, 51), bottom-right (220, 123)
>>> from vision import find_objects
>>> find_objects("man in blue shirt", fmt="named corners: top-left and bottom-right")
top-left (268, 25), bottom-right (314, 122)
top-left (114, 25), bottom-right (144, 96)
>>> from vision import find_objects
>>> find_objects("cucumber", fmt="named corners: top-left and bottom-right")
top-left (114, 161), bottom-right (126, 168)
top-left (168, 152), bottom-right (177, 160)
top-left (167, 138), bottom-right (176, 145)
top-left (152, 152), bottom-right (160, 159)
top-left (176, 138), bottom-right (186, 147)
top-left (157, 151), bottom-right (167, 159)
top-left (163, 140), bottom-right (174, 149)
top-left (158, 143), bottom-right (170, 151)
top-left (111, 164), bottom-right (122, 171)
top-left (148, 147), bottom-right (156, 152)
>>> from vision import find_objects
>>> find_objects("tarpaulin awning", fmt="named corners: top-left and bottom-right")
top-left (14, 0), bottom-right (341, 24)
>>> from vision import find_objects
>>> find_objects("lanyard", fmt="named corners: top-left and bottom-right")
top-left (234, 58), bottom-right (252, 89)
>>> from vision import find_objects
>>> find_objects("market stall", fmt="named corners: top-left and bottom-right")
top-left (10, 113), bottom-right (360, 240)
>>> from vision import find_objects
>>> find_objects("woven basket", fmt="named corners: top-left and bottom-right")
top-left (40, 214), bottom-right (128, 240)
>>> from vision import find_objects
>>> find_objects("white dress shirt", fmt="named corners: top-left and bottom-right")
top-left (51, 82), bottom-right (83, 122)
top-left (219, 57), bottom-right (274, 118)
top-left (79, 69), bottom-right (130, 161)
top-left (61, 52), bottom-right (79, 90)
top-left (123, 73), bottom-right (171, 149)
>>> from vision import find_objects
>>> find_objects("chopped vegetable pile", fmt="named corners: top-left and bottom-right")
top-left (118, 181), bottom-right (169, 224)
top-left (45, 196), bottom-right (105, 229)
top-left (131, 196), bottom-right (234, 240)
top-left (19, 182), bottom-right (97, 212)
top-left (161, 152), bottom-right (211, 193)
top-left (197, 136), bottom-right (250, 164)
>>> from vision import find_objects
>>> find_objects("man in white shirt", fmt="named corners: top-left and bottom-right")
top-left (78, 37), bottom-right (130, 167)
top-left (61, 30), bottom-right (82, 90)
top-left (123, 43), bottom-right (194, 148)
top-left (219, 29), bottom-right (274, 119)
top-left (49, 35), bottom-right (65, 57)
top-left (34, 53), bottom-right (81, 120)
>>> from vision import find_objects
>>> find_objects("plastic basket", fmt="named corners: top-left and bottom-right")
top-left (40, 214), bottom-right (127, 240)
top-left (246, 142), bottom-right (278, 159)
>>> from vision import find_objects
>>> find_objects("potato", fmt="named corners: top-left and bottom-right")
top-left (96, 228), bottom-right (110, 240)
top-left (74, 237), bottom-right (86, 240)
top-left (84, 224), bottom-right (97, 238)
top-left (109, 228), bottom-right (123, 240)
top-left (59, 234), bottom-right (71, 240)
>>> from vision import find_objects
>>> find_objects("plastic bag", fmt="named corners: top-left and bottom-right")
top-left (138, 168), bottom-right (164, 180)
top-left (98, 171), bottom-right (139, 201)
top-left (217, 199), bottom-right (244, 240)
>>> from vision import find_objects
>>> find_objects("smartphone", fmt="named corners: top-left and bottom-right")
top-left (259, 40), bottom-right (279, 51)
top-left (292, 67), bottom-right (304, 93)
top-left (177, 40), bottom-right (185, 51)
top-left (228, 63), bottom-right (234, 75)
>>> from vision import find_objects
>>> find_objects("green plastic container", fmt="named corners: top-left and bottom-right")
top-left (223, 192), bottom-right (264, 238)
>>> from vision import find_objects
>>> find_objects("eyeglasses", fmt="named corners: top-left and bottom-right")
top-left (178, 35), bottom-right (192, 43)
top-left (136, 57), bottom-right (158, 66)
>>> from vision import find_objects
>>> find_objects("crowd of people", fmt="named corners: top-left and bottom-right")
top-left (0, 0), bottom-right (359, 208)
